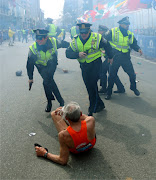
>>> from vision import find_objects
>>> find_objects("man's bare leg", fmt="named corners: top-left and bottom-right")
top-left (51, 111), bottom-right (68, 133)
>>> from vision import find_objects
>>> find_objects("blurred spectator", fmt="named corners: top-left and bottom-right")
top-left (8, 28), bottom-right (15, 46)
top-left (17, 29), bottom-right (22, 41)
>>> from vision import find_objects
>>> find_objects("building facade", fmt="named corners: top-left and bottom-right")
top-left (0, 0), bottom-right (44, 30)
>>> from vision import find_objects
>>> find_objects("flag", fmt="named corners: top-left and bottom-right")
top-left (140, 0), bottom-right (152, 8)
top-left (152, 0), bottom-right (156, 10)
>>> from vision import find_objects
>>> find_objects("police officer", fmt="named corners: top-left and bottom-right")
top-left (46, 18), bottom-right (62, 38)
top-left (61, 28), bottom-right (66, 40)
top-left (22, 28), bottom-right (28, 43)
top-left (105, 17), bottom-right (143, 100)
top-left (70, 25), bottom-right (79, 39)
top-left (26, 29), bottom-right (69, 112)
top-left (66, 21), bottom-right (113, 116)
top-left (98, 25), bottom-right (125, 94)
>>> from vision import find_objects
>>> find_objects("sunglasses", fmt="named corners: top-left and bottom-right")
top-left (80, 31), bottom-right (89, 34)
top-left (36, 36), bottom-right (45, 40)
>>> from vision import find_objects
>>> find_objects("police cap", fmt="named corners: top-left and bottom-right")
top-left (77, 22), bottom-right (92, 34)
top-left (33, 29), bottom-right (49, 36)
top-left (98, 25), bottom-right (109, 32)
top-left (47, 18), bottom-right (53, 23)
top-left (118, 16), bottom-right (130, 25)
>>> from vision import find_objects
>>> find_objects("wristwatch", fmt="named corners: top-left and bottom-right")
top-left (43, 151), bottom-right (48, 158)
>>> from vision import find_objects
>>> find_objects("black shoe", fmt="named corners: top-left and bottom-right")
top-left (114, 89), bottom-right (125, 93)
top-left (134, 89), bottom-right (140, 96)
top-left (130, 88), bottom-right (140, 96)
top-left (45, 101), bottom-right (52, 112)
top-left (98, 88), bottom-right (107, 94)
top-left (59, 99), bottom-right (64, 107)
top-left (88, 112), bottom-right (93, 116)
top-left (105, 95), bottom-right (111, 100)
top-left (96, 104), bottom-right (105, 113)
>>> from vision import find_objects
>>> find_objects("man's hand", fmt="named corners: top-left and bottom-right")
top-left (138, 49), bottom-right (143, 56)
top-left (55, 107), bottom-right (63, 116)
top-left (79, 52), bottom-right (87, 58)
top-left (101, 50), bottom-right (105, 54)
top-left (35, 147), bottom-right (47, 157)
top-left (108, 58), bottom-right (113, 65)
top-left (29, 79), bottom-right (33, 91)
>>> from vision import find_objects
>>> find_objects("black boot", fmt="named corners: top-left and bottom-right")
top-left (95, 104), bottom-right (105, 113)
top-left (130, 88), bottom-right (140, 96)
top-left (45, 101), bottom-right (52, 112)
top-left (105, 95), bottom-right (111, 100)
top-left (88, 112), bottom-right (93, 116)
top-left (59, 99), bottom-right (64, 107)
top-left (98, 88), bottom-right (107, 94)
top-left (114, 89), bottom-right (125, 93)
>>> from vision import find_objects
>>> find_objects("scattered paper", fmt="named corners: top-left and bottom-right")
top-left (29, 132), bottom-right (36, 136)
top-left (63, 69), bottom-right (68, 73)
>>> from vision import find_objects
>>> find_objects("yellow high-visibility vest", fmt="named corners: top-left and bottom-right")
top-left (71, 26), bottom-right (77, 38)
top-left (48, 24), bottom-right (57, 37)
top-left (109, 27), bottom-right (134, 53)
top-left (29, 38), bottom-right (57, 66)
top-left (70, 32), bottom-right (102, 63)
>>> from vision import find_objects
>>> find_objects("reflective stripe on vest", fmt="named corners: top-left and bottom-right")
top-left (29, 38), bottom-right (57, 66)
top-left (48, 24), bottom-right (57, 36)
top-left (70, 32), bottom-right (102, 63)
top-left (71, 26), bottom-right (77, 38)
top-left (110, 27), bottom-right (134, 53)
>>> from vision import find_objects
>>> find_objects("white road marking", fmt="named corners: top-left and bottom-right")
top-left (131, 55), bottom-right (156, 65)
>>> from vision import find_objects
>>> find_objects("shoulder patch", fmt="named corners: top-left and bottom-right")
top-left (28, 49), bottom-right (33, 58)
top-left (105, 30), bottom-right (110, 36)
top-left (102, 37), bottom-right (108, 44)
top-left (74, 34), bottom-right (79, 38)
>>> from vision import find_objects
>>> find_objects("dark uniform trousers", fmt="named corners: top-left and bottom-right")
top-left (38, 60), bottom-right (63, 103)
top-left (107, 52), bottom-right (136, 95)
top-left (80, 59), bottom-right (104, 113)
top-left (100, 58), bottom-right (125, 91)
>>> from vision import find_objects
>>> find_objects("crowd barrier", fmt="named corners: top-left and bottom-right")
top-left (135, 34), bottom-right (156, 58)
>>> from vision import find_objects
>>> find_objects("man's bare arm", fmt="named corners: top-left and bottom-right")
top-left (35, 132), bottom-right (69, 165)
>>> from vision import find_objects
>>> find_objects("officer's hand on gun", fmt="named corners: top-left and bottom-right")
top-left (28, 79), bottom-right (33, 91)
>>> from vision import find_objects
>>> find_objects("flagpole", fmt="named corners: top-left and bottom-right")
top-left (141, 9), bottom-right (144, 29)
top-left (136, 11), bottom-right (138, 32)
top-left (148, 8), bottom-right (150, 28)
top-left (151, 7), bottom-right (153, 29)
top-left (140, 10), bottom-right (143, 29)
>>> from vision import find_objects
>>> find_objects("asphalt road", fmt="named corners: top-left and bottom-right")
top-left (0, 35), bottom-right (156, 180)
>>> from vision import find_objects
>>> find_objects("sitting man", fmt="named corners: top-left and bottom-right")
top-left (34, 102), bottom-right (96, 165)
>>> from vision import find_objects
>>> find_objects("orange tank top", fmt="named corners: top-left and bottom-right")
top-left (67, 120), bottom-right (96, 154)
